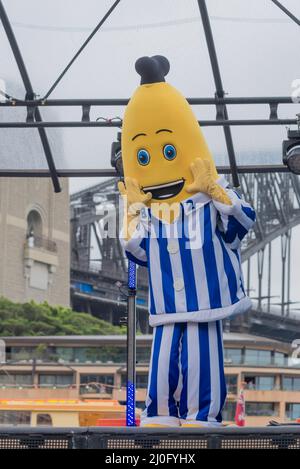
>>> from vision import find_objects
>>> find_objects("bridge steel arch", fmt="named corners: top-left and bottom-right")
top-left (240, 172), bottom-right (300, 261)
top-left (70, 173), bottom-right (300, 341)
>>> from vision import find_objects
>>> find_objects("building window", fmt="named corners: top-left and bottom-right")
top-left (80, 374), bottom-right (114, 394)
top-left (29, 261), bottom-right (49, 290)
top-left (39, 374), bottom-right (74, 388)
top-left (10, 347), bottom-right (34, 362)
top-left (55, 347), bottom-right (74, 363)
top-left (0, 411), bottom-right (31, 426)
top-left (222, 401), bottom-right (236, 422)
top-left (244, 375), bottom-right (275, 391)
top-left (136, 347), bottom-right (151, 363)
top-left (9, 346), bottom-right (57, 363)
top-left (27, 209), bottom-right (43, 242)
top-left (0, 373), bottom-right (33, 387)
top-left (244, 349), bottom-right (272, 366)
top-left (36, 414), bottom-right (53, 426)
top-left (225, 375), bottom-right (238, 394)
top-left (274, 352), bottom-right (287, 367)
top-left (56, 347), bottom-right (126, 364)
top-left (121, 374), bottom-right (126, 388)
top-left (82, 346), bottom-right (126, 364)
top-left (121, 373), bottom-right (148, 389)
top-left (282, 376), bottom-right (300, 391)
top-left (246, 402), bottom-right (278, 417)
top-left (286, 403), bottom-right (300, 420)
top-left (224, 348), bottom-right (243, 365)
top-left (136, 374), bottom-right (148, 389)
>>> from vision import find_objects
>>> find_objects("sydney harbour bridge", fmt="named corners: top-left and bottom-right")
top-left (70, 171), bottom-right (300, 342)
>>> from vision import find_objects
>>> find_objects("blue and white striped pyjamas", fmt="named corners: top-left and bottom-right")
top-left (141, 321), bottom-right (227, 427)
top-left (121, 178), bottom-right (255, 427)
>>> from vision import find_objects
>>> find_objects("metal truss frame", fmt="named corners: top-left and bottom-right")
top-left (0, 0), bottom-right (300, 186)
top-left (0, 1), bottom-right (61, 192)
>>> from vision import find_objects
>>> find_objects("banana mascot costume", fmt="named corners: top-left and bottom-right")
top-left (119, 56), bottom-right (256, 427)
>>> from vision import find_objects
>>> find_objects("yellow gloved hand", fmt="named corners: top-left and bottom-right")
top-left (118, 177), bottom-right (152, 240)
top-left (186, 158), bottom-right (232, 205)
top-left (118, 177), bottom-right (152, 213)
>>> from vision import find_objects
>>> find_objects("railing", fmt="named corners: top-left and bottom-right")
top-left (0, 385), bottom-right (79, 400)
top-left (0, 384), bottom-right (77, 389)
top-left (26, 236), bottom-right (57, 253)
top-left (3, 355), bottom-right (297, 367)
top-left (79, 383), bottom-right (113, 395)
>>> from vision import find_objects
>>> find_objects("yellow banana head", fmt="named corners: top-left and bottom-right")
top-left (121, 56), bottom-right (218, 205)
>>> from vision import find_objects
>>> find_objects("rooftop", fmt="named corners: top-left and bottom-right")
top-left (0, 332), bottom-right (290, 350)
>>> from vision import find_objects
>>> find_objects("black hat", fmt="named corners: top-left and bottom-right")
top-left (135, 55), bottom-right (170, 85)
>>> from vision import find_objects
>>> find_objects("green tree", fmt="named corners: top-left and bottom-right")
top-left (0, 297), bottom-right (126, 336)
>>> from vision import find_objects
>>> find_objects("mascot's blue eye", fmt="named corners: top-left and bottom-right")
top-left (137, 149), bottom-right (150, 165)
top-left (163, 144), bottom-right (176, 160)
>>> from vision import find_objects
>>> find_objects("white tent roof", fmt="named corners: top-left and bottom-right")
top-left (0, 0), bottom-right (300, 172)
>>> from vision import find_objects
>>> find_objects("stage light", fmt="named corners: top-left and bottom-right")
top-left (283, 129), bottom-right (300, 175)
top-left (111, 131), bottom-right (123, 177)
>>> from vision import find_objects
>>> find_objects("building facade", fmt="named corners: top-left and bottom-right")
top-left (0, 333), bottom-right (299, 426)
top-left (0, 177), bottom-right (70, 306)
top-left (0, 82), bottom-right (70, 307)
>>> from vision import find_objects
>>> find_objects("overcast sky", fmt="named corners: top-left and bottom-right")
top-left (1, 0), bottom-right (300, 311)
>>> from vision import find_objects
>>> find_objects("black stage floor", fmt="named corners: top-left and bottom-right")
top-left (0, 425), bottom-right (300, 449)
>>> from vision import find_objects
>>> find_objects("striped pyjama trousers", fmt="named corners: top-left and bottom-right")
top-left (141, 321), bottom-right (227, 427)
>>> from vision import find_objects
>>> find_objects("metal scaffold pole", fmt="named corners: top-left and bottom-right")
top-left (126, 260), bottom-right (137, 426)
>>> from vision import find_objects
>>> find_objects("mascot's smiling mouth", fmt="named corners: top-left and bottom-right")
top-left (143, 178), bottom-right (185, 200)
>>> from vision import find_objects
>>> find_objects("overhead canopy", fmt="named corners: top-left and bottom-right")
top-left (0, 0), bottom-right (300, 174)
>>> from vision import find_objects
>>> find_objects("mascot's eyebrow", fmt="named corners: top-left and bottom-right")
top-left (156, 128), bottom-right (173, 134)
top-left (132, 133), bottom-right (147, 141)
